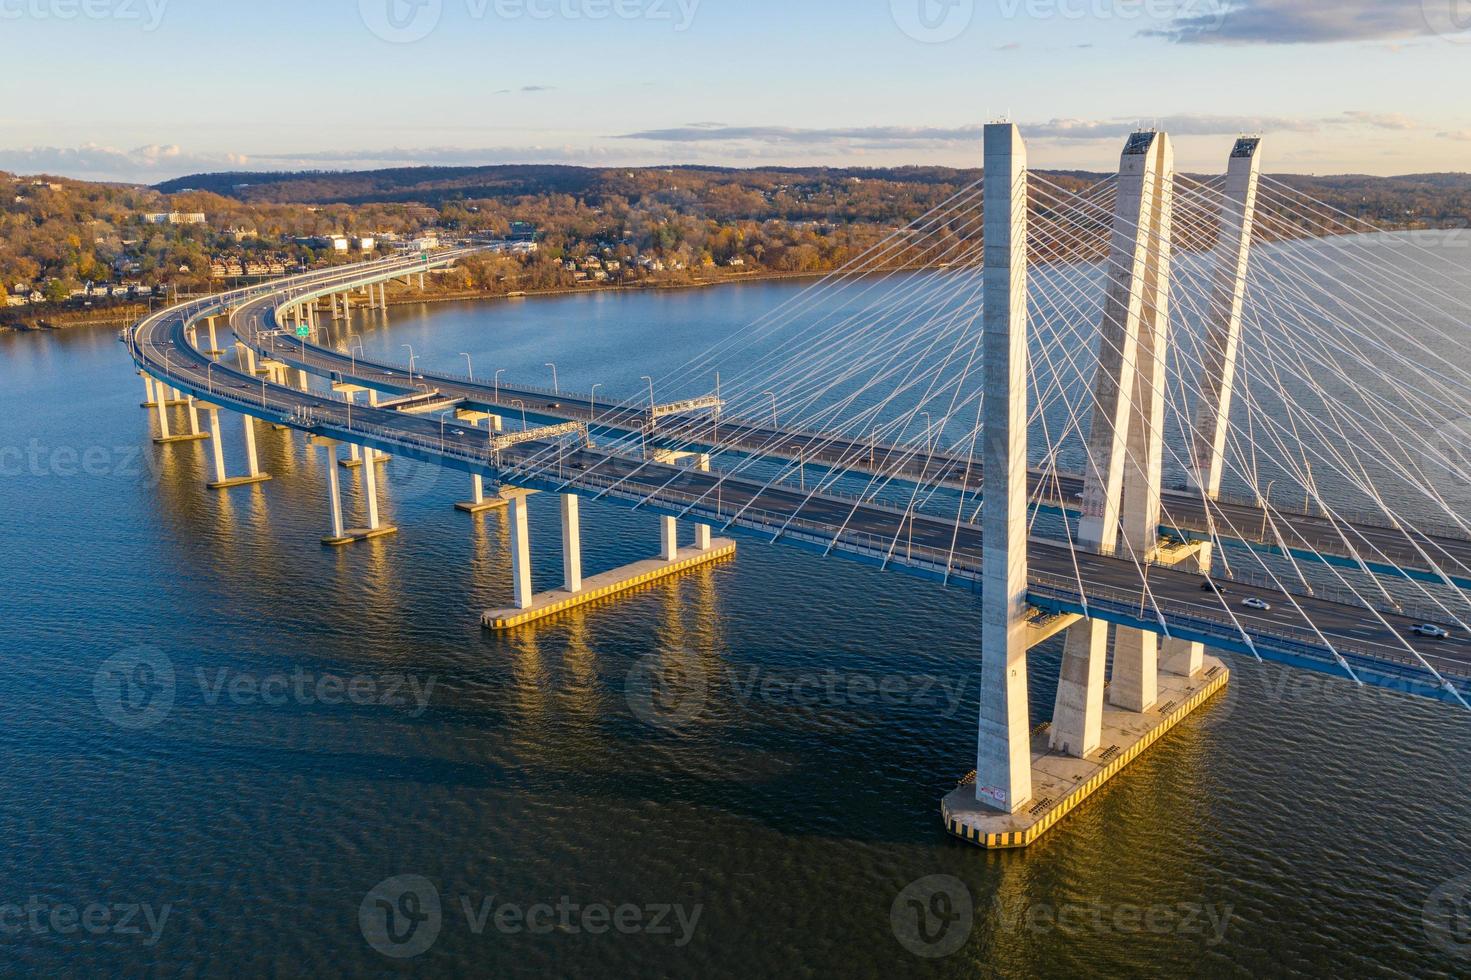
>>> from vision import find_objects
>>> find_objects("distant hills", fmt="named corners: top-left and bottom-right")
top-left (153, 164), bottom-right (1471, 231)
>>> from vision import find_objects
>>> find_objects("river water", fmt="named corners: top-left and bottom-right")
top-left (1, 235), bottom-right (1468, 977)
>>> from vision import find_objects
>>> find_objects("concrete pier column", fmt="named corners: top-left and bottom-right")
top-left (186, 397), bottom-right (202, 437)
top-left (509, 494), bottom-right (533, 609)
top-left (342, 292), bottom-right (351, 319)
top-left (297, 368), bottom-right (311, 392)
top-left (153, 384), bottom-right (173, 440)
top-left (362, 448), bottom-right (382, 530)
top-left (974, 122), bottom-right (1033, 813)
top-left (562, 494), bottom-right (583, 594)
top-left (418, 273), bottom-right (425, 291)
top-left (207, 318), bottom-right (220, 357)
top-left (1111, 628), bottom-right (1159, 712)
top-left (207, 409), bottom-right (227, 484)
top-left (660, 516), bottom-right (678, 562)
top-left (1050, 621), bottom-right (1108, 757)
top-left (142, 373), bottom-right (156, 407)
top-left (344, 391), bottom-right (362, 464)
top-left (321, 442), bottom-right (347, 544)
top-left (695, 453), bottom-right (713, 550)
top-left (242, 415), bottom-right (262, 477)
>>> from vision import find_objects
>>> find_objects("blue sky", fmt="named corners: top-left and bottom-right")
top-left (1, 0), bottom-right (1468, 181)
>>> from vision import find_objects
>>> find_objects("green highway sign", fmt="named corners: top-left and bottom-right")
top-left (296, 326), bottom-right (311, 338)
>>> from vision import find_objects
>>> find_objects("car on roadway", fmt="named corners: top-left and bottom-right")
top-left (547, 402), bottom-right (562, 409)
top-left (451, 429), bottom-right (466, 437)
top-left (1412, 623), bottom-right (1451, 639)
top-left (1200, 579), bottom-right (1223, 592)
top-left (1242, 597), bottom-right (1272, 612)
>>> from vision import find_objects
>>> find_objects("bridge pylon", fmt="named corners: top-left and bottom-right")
top-left (1052, 130), bottom-right (1175, 753)
top-left (973, 121), bottom-right (1034, 814)
top-left (945, 128), bottom-right (1231, 849)
top-left (1165, 137), bottom-right (1263, 677)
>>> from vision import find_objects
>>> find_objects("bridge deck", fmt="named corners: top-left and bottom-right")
top-left (125, 255), bottom-right (1471, 703)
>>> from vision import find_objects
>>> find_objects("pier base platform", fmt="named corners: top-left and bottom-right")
top-left (153, 432), bottom-right (210, 446)
top-left (483, 540), bottom-right (736, 630)
top-left (323, 526), bottom-right (399, 547)
top-left (941, 657), bottom-right (1229, 849)
top-left (208, 474), bottom-right (272, 490)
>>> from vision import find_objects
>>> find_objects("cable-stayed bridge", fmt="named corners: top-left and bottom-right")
top-left (125, 123), bottom-right (1471, 848)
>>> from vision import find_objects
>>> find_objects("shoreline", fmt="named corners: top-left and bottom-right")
top-left (0, 267), bottom-right (866, 334)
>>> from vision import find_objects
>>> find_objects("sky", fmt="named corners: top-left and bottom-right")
top-left (0, 0), bottom-right (1468, 183)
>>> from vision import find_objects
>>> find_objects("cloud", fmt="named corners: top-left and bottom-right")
top-left (1146, 0), bottom-right (1458, 45)
top-left (0, 143), bottom-right (248, 182)
top-left (1439, 130), bottom-right (1471, 141)
top-left (1337, 111), bottom-right (1418, 130)
top-left (617, 124), bottom-right (986, 147)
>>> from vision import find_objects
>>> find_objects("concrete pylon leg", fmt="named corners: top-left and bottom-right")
top-left (142, 374), bottom-right (156, 407)
top-left (1110, 628), bottom-right (1158, 712)
top-left (695, 453), bottom-right (713, 550)
top-left (187, 398), bottom-right (202, 436)
top-left (208, 410), bottom-right (227, 484)
top-left (242, 416), bottom-right (261, 477)
top-left (490, 415), bottom-right (503, 433)
top-left (509, 494), bottom-right (533, 609)
top-left (153, 386), bottom-right (172, 439)
top-left (362, 448), bottom-right (381, 530)
top-left (1049, 620), bottom-right (1108, 757)
top-left (1111, 134), bottom-right (1175, 715)
top-left (1161, 546), bottom-right (1207, 677)
top-left (208, 319), bottom-right (219, 356)
top-left (324, 446), bottom-right (346, 541)
top-left (660, 516), bottom-right (678, 562)
top-left (562, 494), bottom-right (583, 593)
top-left (974, 122), bottom-right (1033, 814)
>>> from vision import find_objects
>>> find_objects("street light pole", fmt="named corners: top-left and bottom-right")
top-left (764, 390), bottom-right (777, 428)
top-left (460, 352), bottom-right (473, 381)
top-left (590, 384), bottom-right (602, 425)
top-left (546, 362), bottom-right (559, 396)
top-left (495, 369), bottom-right (505, 404)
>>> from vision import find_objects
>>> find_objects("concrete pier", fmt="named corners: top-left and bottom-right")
top-left (203, 406), bottom-right (271, 489)
top-left (151, 378), bottom-right (209, 445)
top-left (484, 539), bottom-right (736, 630)
top-left (454, 411), bottom-right (505, 512)
top-left (943, 658), bottom-right (1229, 848)
top-left (562, 494), bottom-right (583, 593)
top-left (338, 446), bottom-right (398, 543)
top-left (314, 436), bottom-right (354, 546)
